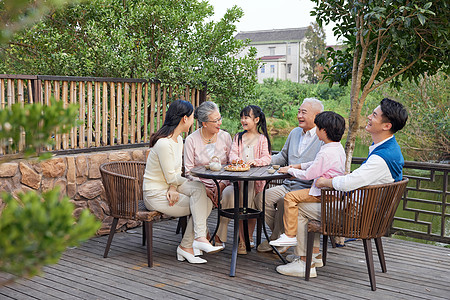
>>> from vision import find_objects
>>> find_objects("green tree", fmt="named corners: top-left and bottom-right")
top-left (0, 0), bottom-right (259, 106)
top-left (1, 0), bottom-right (100, 285)
top-left (302, 22), bottom-right (327, 84)
top-left (312, 0), bottom-right (450, 170)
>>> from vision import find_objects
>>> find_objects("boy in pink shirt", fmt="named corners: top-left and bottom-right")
top-left (270, 111), bottom-right (346, 247)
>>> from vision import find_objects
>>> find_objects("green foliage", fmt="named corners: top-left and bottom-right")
top-left (0, 98), bottom-right (79, 159)
top-left (250, 79), bottom-right (347, 119)
top-left (380, 72), bottom-right (449, 162)
top-left (312, 0), bottom-right (449, 89)
top-left (0, 0), bottom-right (76, 43)
top-left (0, 188), bottom-right (100, 279)
top-left (0, 0), bottom-right (259, 104)
top-left (302, 22), bottom-right (327, 84)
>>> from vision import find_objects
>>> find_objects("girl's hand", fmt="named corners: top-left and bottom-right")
top-left (167, 186), bottom-right (179, 206)
top-left (278, 166), bottom-right (291, 173)
top-left (248, 160), bottom-right (256, 166)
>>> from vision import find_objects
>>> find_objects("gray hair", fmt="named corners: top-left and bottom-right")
top-left (194, 101), bottom-right (220, 126)
top-left (302, 97), bottom-right (324, 113)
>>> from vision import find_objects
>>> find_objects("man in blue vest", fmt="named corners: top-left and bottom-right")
top-left (276, 98), bottom-right (408, 277)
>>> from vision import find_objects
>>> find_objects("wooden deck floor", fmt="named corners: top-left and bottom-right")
top-left (1, 211), bottom-right (449, 300)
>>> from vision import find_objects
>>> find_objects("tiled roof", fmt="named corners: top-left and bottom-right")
top-left (235, 27), bottom-right (308, 43)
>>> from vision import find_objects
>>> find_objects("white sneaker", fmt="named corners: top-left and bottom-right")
top-left (269, 233), bottom-right (297, 246)
top-left (276, 258), bottom-right (317, 278)
top-left (286, 253), bottom-right (324, 268)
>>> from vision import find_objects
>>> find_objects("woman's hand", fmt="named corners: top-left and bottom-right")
top-left (206, 188), bottom-right (218, 207)
top-left (167, 186), bottom-right (179, 206)
top-left (278, 166), bottom-right (291, 173)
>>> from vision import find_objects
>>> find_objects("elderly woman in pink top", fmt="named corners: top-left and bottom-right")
top-left (184, 101), bottom-right (232, 247)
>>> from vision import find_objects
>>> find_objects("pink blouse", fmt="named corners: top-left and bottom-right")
top-left (229, 133), bottom-right (272, 194)
top-left (184, 129), bottom-right (232, 192)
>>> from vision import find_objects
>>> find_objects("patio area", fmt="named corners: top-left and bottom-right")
top-left (1, 211), bottom-right (449, 300)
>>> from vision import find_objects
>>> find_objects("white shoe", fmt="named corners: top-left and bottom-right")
top-left (192, 240), bottom-right (223, 254)
top-left (269, 233), bottom-right (297, 246)
top-left (176, 246), bottom-right (207, 264)
top-left (276, 258), bottom-right (317, 278)
top-left (257, 240), bottom-right (291, 254)
top-left (286, 253), bottom-right (324, 268)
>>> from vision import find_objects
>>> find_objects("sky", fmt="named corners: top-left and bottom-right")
top-left (206, 0), bottom-right (339, 45)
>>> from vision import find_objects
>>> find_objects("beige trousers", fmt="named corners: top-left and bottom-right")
top-left (294, 202), bottom-right (321, 257)
top-left (284, 189), bottom-right (320, 237)
top-left (143, 180), bottom-right (212, 248)
top-left (254, 185), bottom-right (288, 239)
top-left (217, 181), bottom-right (256, 242)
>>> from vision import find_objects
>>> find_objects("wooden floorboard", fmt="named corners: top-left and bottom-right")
top-left (1, 210), bottom-right (449, 300)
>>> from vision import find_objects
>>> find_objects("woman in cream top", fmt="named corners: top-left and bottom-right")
top-left (143, 100), bottom-right (222, 264)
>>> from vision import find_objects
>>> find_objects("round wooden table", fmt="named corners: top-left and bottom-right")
top-left (190, 165), bottom-right (290, 276)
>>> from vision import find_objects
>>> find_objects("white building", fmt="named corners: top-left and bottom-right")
top-left (235, 27), bottom-right (308, 83)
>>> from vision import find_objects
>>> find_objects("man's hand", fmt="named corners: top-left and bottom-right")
top-left (316, 177), bottom-right (333, 188)
top-left (167, 186), bottom-right (179, 206)
top-left (278, 166), bottom-right (291, 173)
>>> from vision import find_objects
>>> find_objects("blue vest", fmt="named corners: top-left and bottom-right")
top-left (362, 136), bottom-right (404, 182)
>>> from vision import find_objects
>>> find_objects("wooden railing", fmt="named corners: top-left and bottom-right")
top-left (352, 158), bottom-right (449, 244)
top-left (0, 74), bottom-right (205, 154)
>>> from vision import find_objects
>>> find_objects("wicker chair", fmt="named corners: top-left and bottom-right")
top-left (305, 178), bottom-right (409, 291)
top-left (100, 161), bottom-right (178, 267)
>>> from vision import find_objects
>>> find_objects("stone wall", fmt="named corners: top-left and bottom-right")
top-left (0, 147), bottom-right (149, 235)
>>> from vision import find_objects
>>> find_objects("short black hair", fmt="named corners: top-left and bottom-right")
top-left (379, 98), bottom-right (408, 133)
top-left (314, 111), bottom-right (346, 142)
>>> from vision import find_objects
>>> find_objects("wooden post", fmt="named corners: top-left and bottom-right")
top-left (190, 88), bottom-right (196, 133)
top-left (87, 81), bottom-right (93, 147)
top-left (7, 79), bottom-right (14, 107)
top-left (70, 81), bottom-right (77, 148)
top-left (44, 80), bottom-right (50, 106)
top-left (54, 81), bottom-right (61, 150)
top-left (62, 81), bottom-right (69, 149)
top-left (123, 82), bottom-right (129, 144)
top-left (102, 82), bottom-right (108, 146)
top-left (18, 80), bottom-right (25, 151)
top-left (27, 80), bottom-right (33, 104)
top-left (150, 82), bottom-right (155, 135)
top-left (162, 86), bottom-right (167, 122)
top-left (110, 82), bottom-right (116, 146)
top-left (156, 82), bottom-right (161, 130)
top-left (95, 81), bottom-right (101, 147)
top-left (79, 82), bottom-right (86, 148)
top-left (117, 82), bottom-right (122, 144)
top-left (137, 82), bottom-right (142, 143)
top-left (130, 82), bottom-right (136, 144)
top-left (144, 82), bottom-right (148, 142)
top-left (0, 79), bottom-right (4, 109)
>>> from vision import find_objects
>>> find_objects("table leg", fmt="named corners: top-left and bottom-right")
top-left (230, 181), bottom-right (240, 277)
top-left (209, 179), bottom-right (221, 244)
top-left (242, 181), bottom-right (251, 251)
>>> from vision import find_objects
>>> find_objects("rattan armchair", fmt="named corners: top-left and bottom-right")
top-left (100, 161), bottom-right (172, 267)
top-left (305, 178), bottom-right (409, 290)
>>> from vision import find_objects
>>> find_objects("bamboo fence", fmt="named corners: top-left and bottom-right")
top-left (0, 75), bottom-right (205, 155)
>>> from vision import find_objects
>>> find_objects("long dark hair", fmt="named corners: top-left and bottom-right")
top-left (237, 105), bottom-right (271, 153)
top-left (149, 99), bottom-right (193, 148)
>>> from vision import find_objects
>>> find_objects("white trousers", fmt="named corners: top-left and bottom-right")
top-left (144, 180), bottom-right (212, 248)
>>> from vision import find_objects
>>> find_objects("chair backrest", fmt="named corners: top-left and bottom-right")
top-left (321, 178), bottom-right (409, 239)
top-left (100, 161), bottom-right (147, 220)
